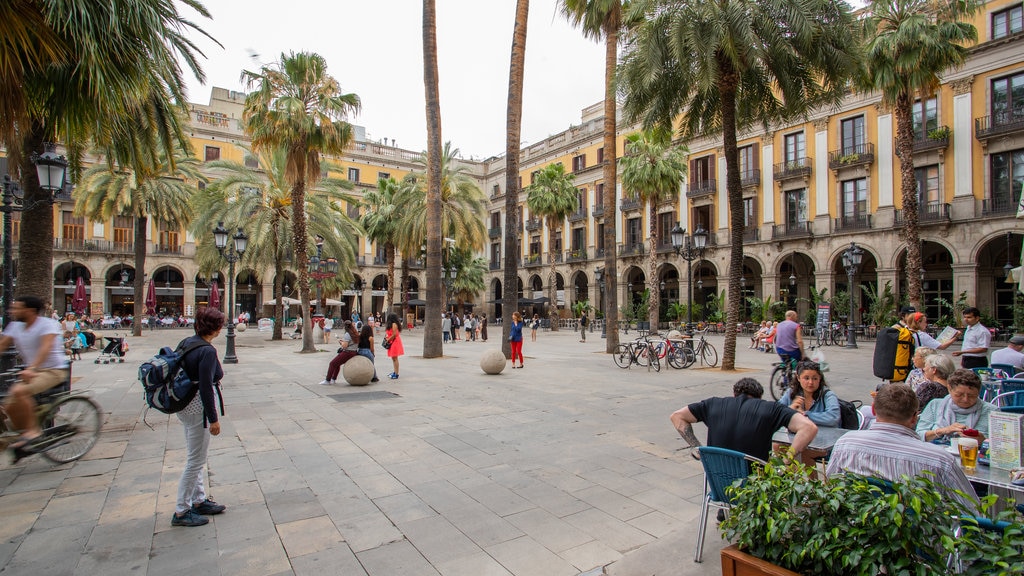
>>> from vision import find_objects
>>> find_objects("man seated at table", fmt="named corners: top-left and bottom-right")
top-left (991, 335), bottom-right (1024, 373)
top-left (827, 384), bottom-right (978, 513)
top-left (670, 377), bottom-right (818, 463)
top-left (916, 369), bottom-right (995, 445)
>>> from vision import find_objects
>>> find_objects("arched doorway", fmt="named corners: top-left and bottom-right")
top-left (897, 241), bottom-right (953, 323)
top-left (657, 264), bottom-right (680, 325)
top-left (152, 265), bottom-right (185, 316)
top-left (490, 278), bottom-right (502, 320)
top-left (105, 265), bottom-right (135, 317)
top-left (371, 274), bottom-right (388, 315)
top-left (739, 258), bottom-right (763, 322)
top-left (696, 262), bottom-right (720, 324)
top-left (54, 261), bottom-right (91, 315)
top-left (234, 268), bottom-right (260, 318)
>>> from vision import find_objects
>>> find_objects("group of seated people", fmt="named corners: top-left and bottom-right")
top-left (748, 320), bottom-right (778, 352)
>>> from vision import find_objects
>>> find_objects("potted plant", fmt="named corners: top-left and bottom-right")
top-left (719, 458), bottom-right (1021, 575)
top-left (861, 280), bottom-right (896, 337)
top-left (927, 126), bottom-right (951, 141)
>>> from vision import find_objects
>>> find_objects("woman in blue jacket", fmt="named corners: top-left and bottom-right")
top-left (778, 360), bottom-right (839, 466)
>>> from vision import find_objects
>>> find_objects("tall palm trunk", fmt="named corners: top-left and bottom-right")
top-left (422, 0), bottom-right (443, 358)
top-left (133, 215), bottom-right (147, 336)
top-left (401, 257), bottom-right (410, 321)
top-left (602, 23), bottom-right (620, 352)
top-left (15, 122), bottom-right (51, 307)
top-left (895, 91), bottom-right (921, 309)
top-left (503, 0), bottom-right (529, 357)
top-left (272, 228), bottom-right (284, 340)
top-left (647, 200), bottom-right (659, 334)
top-left (385, 242), bottom-right (396, 312)
top-left (292, 175), bottom-right (315, 352)
top-left (548, 217), bottom-right (559, 331)
top-left (719, 59), bottom-right (743, 371)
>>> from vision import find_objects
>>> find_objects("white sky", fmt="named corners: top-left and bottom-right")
top-left (180, 0), bottom-right (607, 160)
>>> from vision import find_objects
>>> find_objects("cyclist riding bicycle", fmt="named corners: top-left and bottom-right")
top-left (0, 296), bottom-right (71, 457)
top-left (774, 310), bottom-right (806, 363)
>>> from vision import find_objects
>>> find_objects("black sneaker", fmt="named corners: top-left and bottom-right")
top-left (192, 499), bottom-right (226, 515)
top-left (171, 509), bottom-right (209, 527)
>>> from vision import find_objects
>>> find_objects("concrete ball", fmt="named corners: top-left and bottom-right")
top-left (666, 329), bottom-right (683, 340)
top-left (480, 349), bottom-right (507, 375)
top-left (343, 355), bottom-right (375, 386)
top-left (236, 322), bottom-right (247, 332)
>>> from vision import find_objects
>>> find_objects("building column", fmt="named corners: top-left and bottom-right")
top-left (717, 156), bottom-right (729, 230)
top-left (761, 140), bottom-right (775, 223)
top-left (183, 280), bottom-right (196, 317)
top-left (90, 278), bottom-right (104, 316)
top-left (814, 118), bottom-right (830, 218)
top-left (952, 263), bottom-right (977, 306)
top-left (876, 112), bottom-right (894, 208)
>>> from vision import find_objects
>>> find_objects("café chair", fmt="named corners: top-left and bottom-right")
top-left (948, 515), bottom-right (1014, 573)
top-left (992, 390), bottom-right (1024, 413)
top-left (991, 363), bottom-right (1021, 377)
top-left (694, 446), bottom-right (766, 563)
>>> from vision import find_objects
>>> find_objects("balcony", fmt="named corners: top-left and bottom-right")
top-left (828, 143), bottom-right (875, 170)
top-left (595, 247), bottom-right (605, 258)
top-left (488, 226), bottom-right (503, 239)
top-left (893, 202), bottom-right (951, 225)
top-left (592, 203), bottom-right (605, 218)
top-left (833, 214), bottom-right (872, 231)
top-left (620, 243), bottom-right (645, 257)
top-left (491, 190), bottom-right (505, 200)
top-left (355, 255), bottom-right (366, 266)
top-left (742, 228), bottom-right (760, 242)
top-left (489, 259), bottom-right (501, 271)
top-left (54, 238), bottom-right (134, 254)
top-left (656, 241), bottom-right (675, 254)
top-left (408, 258), bottom-right (425, 269)
top-left (740, 169), bottom-right (761, 188)
top-left (568, 207), bottom-right (588, 222)
top-left (773, 157), bottom-right (812, 181)
top-left (912, 126), bottom-right (949, 153)
top-left (686, 179), bottom-right (716, 199)
top-left (976, 110), bottom-right (1024, 140)
top-left (620, 196), bottom-right (640, 211)
top-left (523, 254), bottom-right (543, 268)
top-left (566, 249), bottom-right (588, 263)
top-left (549, 252), bottom-right (563, 264)
top-left (982, 195), bottom-right (1020, 215)
top-left (373, 256), bottom-right (387, 265)
top-left (153, 244), bottom-right (183, 255)
top-left (525, 218), bottom-right (542, 231)
top-left (772, 221), bottom-right (813, 239)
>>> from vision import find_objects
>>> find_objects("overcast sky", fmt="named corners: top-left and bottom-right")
top-left (181, 0), bottom-right (607, 159)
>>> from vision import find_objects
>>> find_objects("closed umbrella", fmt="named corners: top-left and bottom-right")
top-left (72, 277), bottom-right (88, 315)
top-left (145, 279), bottom-right (157, 315)
top-left (208, 280), bottom-right (221, 310)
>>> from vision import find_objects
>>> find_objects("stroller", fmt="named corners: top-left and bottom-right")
top-left (95, 334), bottom-right (129, 364)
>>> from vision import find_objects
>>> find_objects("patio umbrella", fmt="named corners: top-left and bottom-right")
top-left (72, 277), bottom-right (88, 315)
top-left (209, 280), bottom-right (221, 310)
top-left (145, 279), bottom-right (157, 315)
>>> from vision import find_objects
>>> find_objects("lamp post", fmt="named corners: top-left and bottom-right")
top-left (670, 223), bottom-right (708, 334)
top-left (355, 281), bottom-right (365, 319)
top-left (213, 222), bottom-right (248, 364)
top-left (595, 267), bottom-right (606, 339)
top-left (842, 241), bottom-right (863, 349)
top-left (308, 235), bottom-right (338, 317)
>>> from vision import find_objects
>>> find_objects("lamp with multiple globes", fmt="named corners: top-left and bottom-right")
top-left (213, 221), bottom-right (248, 364)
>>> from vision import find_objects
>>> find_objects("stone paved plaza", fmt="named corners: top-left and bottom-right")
top-left (0, 325), bottom-right (901, 575)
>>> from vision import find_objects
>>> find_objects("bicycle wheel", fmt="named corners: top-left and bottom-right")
top-left (635, 343), bottom-right (652, 367)
top-left (681, 345), bottom-right (697, 368)
top-left (769, 365), bottom-right (789, 401)
top-left (39, 396), bottom-right (102, 464)
top-left (613, 344), bottom-right (633, 369)
top-left (667, 346), bottom-right (685, 369)
top-left (700, 342), bottom-right (718, 367)
top-left (648, 346), bottom-right (661, 372)
top-left (816, 329), bottom-right (828, 347)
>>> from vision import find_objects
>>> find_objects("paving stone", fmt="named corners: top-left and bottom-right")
top-left (504, 507), bottom-right (593, 553)
top-left (356, 539), bottom-right (442, 576)
top-left (276, 514), bottom-right (345, 558)
top-left (396, 514), bottom-right (482, 565)
top-left (559, 539), bottom-right (624, 572)
top-left (485, 535), bottom-right (579, 576)
top-left (373, 491), bottom-right (438, 524)
top-left (291, 544), bottom-right (367, 576)
top-left (265, 487), bottom-right (326, 524)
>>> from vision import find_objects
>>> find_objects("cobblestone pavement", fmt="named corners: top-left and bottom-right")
top-left (0, 325), bottom-right (893, 575)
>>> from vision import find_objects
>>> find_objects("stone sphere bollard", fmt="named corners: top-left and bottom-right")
top-left (480, 349), bottom-right (506, 375)
top-left (343, 355), bottom-right (375, 386)
top-left (666, 329), bottom-right (682, 340)
top-left (236, 322), bottom-right (247, 332)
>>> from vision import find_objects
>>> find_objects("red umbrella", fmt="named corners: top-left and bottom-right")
top-left (72, 277), bottom-right (88, 315)
top-left (208, 280), bottom-right (221, 310)
top-left (145, 279), bottom-right (157, 315)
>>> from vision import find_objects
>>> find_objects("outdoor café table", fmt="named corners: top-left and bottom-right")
top-left (772, 426), bottom-right (850, 452)
top-left (966, 464), bottom-right (1024, 513)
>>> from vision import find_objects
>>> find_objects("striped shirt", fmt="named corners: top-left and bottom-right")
top-left (825, 422), bottom-right (978, 513)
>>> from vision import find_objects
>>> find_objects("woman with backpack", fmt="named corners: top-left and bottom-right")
top-left (172, 306), bottom-right (228, 527)
top-left (775, 361), bottom-right (839, 468)
top-left (384, 313), bottom-right (404, 379)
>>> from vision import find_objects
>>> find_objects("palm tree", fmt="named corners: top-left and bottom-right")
top-left (241, 51), bottom-right (361, 353)
top-left (561, 0), bottom-right (623, 353)
top-left (619, 0), bottom-right (861, 369)
top-left (619, 127), bottom-right (688, 334)
top-left (449, 247), bottom-right (489, 312)
top-left (75, 145), bottom-right (203, 336)
top-left (5, 0), bottom-right (215, 303)
top-left (503, 0), bottom-right (530, 356)
top-left (195, 147), bottom-right (360, 340)
top-left (422, 0), bottom-right (444, 358)
top-left (860, 0), bottom-right (977, 309)
top-left (361, 177), bottom-right (402, 314)
top-left (526, 163), bottom-right (578, 331)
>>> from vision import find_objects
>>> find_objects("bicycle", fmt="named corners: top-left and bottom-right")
top-left (612, 336), bottom-right (661, 372)
top-left (0, 369), bottom-right (102, 464)
top-left (690, 329), bottom-right (718, 367)
top-left (653, 336), bottom-right (695, 369)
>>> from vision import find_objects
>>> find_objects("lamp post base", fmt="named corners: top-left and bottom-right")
top-left (223, 321), bottom-right (238, 364)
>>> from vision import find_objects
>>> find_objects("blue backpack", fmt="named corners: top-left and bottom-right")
top-left (138, 339), bottom-right (212, 414)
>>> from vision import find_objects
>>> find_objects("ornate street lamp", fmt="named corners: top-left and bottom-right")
top-left (1004, 232), bottom-right (1014, 280)
top-left (308, 235), bottom-right (337, 316)
top-left (841, 242), bottom-right (863, 349)
top-left (595, 266), bottom-right (606, 339)
top-left (213, 222), bottom-right (248, 363)
top-left (670, 222), bottom-right (708, 334)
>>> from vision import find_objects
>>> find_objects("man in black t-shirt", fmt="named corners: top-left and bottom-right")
top-left (670, 378), bottom-right (817, 462)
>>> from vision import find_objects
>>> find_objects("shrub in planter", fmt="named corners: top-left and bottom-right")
top-left (721, 457), bottom-right (1024, 575)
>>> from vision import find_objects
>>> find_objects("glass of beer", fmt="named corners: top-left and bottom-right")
top-left (958, 437), bottom-right (979, 471)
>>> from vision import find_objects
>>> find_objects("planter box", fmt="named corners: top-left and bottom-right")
top-left (721, 545), bottom-right (800, 576)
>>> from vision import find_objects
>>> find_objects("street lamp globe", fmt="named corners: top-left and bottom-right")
top-left (670, 222), bottom-right (685, 251)
top-left (233, 228), bottom-right (248, 255)
top-left (692, 226), bottom-right (708, 250)
top-left (213, 222), bottom-right (229, 251)
top-left (32, 143), bottom-right (69, 192)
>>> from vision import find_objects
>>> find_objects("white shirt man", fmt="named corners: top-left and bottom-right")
top-left (991, 335), bottom-right (1024, 371)
top-left (952, 307), bottom-right (991, 369)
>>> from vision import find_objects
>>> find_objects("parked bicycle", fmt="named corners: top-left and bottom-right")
top-left (653, 336), bottom-right (696, 369)
top-left (0, 369), bottom-right (102, 464)
top-left (612, 336), bottom-right (661, 372)
top-left (815, 321), bottom-right (845, 347)
top-left (690, 329), bottom-right (718, 367)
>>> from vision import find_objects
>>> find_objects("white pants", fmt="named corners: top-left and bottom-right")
top-left (175, 410), bottom-right (210, 514)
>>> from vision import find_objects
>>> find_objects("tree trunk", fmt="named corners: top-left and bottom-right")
top-left (647, 200), bottom-right (659, 334)
top-left (400, 257), bottom-right (410, 323)
top-left (719, 60), bottom-right (744, 371)
top-left (292, 172), bottom-right (315, 353)
top-left (133, 215), bottom-right (147, 337)
top-left (272, 232), bottom-right (284, 340)
top-left (15, 122), bottom-right (52, 308)
top-left (602, 22), bottom-right (620, 353)
top-left (385, 242), bottom-right (395, 312)
top-left (503, 0), bottom-right (529, 358)
top-left (422, 0), bottom-right (443, 358)
top-left (548, 217), bottom-right (559, 331)
top-left (895, 91), bottom-right (921, 309)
